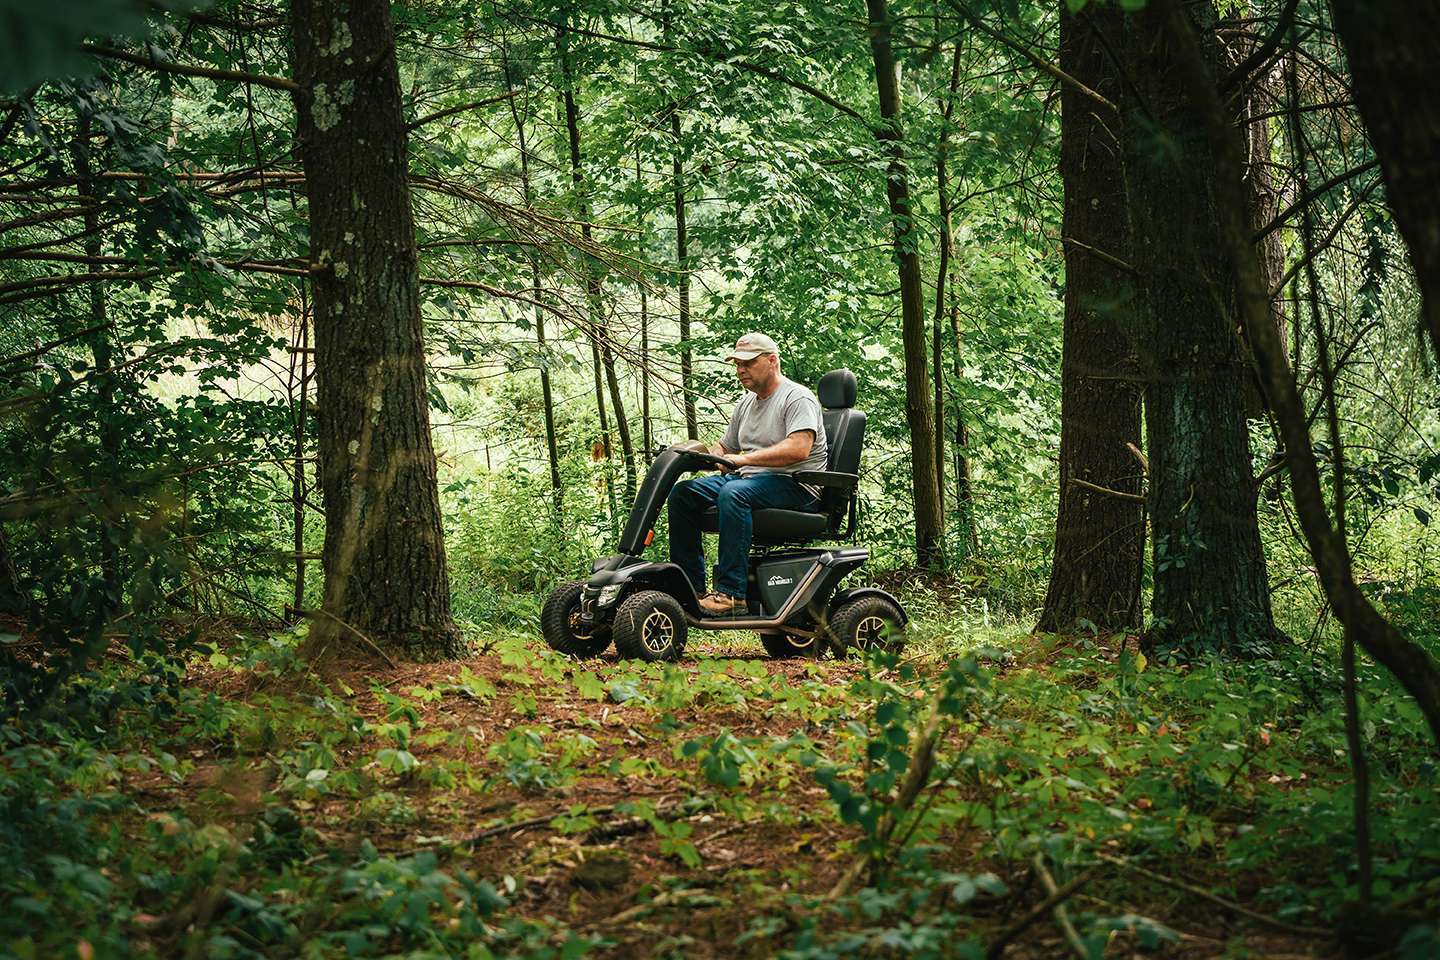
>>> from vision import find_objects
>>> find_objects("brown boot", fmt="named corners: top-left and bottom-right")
top-left (698, 592), bottom-right (746, 617)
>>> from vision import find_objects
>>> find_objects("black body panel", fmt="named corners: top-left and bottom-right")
top-left (755, 554), bottom-right (821, 614)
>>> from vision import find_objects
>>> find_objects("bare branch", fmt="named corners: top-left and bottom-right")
top-left (407, 90), bottom-right (521, 131)
top-left (81, 42), bottom-right (300, 93)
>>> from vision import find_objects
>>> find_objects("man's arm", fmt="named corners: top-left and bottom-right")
top-left (673, 439), bottom-right (739, 459)
top-left (729, 430), bottom-right (814, 469)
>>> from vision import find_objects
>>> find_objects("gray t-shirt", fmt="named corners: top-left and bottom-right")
top-left (720, 376), bottom-right (829, 497)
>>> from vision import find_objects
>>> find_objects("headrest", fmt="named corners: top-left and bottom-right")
top-left (817, 369), bottom-right (857, 409)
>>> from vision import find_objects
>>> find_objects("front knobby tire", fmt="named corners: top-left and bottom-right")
top-left (827, 595), bottom-right (906, 656)
top-left (541, 580), bottom-right (610, 658)
top-left (612, 590), bottom-right (688, 663)
top-left (759, 629), bottom-right (822, 659)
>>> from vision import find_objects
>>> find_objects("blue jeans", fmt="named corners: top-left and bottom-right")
top-left (667, 472), bottom-right (819, 598)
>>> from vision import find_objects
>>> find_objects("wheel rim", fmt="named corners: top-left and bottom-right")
top-left (568, 606), bottom-right (595, 642)
top-left (641, 610), bottom-right (675, 654)
top-left (855, 614), bottom-right (890, 649)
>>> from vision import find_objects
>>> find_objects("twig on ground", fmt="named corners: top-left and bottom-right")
top-left (1095, 852), bottom-right (1330, 937)
top-left (827, 698), bottom-right (944, 899)
top-left (461, 806), bottom-right (617, 847)
top-left (454, 798), bottom-right (703, 852)
top-left (1073, 893), bottom-right (1219, 944)
top-left (1391, 875), bottom-right (1440, 911)
top-left (301, 607), bottom-right (397, 669)
top-left (985, 862), bottom-right (1101, 959)
top-left (1032, 853), bottom-right (1090, 960)
top-left (598, 888), bottom-right (714, 927)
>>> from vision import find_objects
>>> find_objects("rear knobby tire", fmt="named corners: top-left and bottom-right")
top-left (541, 580), bottom-right (610, 658)
top-left (827, 595), bottom-right (906, 656)
top-left (759, 629), bottom-right (822, 659)
top-left (612, 590), bottom-right (688, 663)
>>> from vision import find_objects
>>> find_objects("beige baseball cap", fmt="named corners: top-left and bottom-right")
top-left (723, 332), bottom-right (780, 361)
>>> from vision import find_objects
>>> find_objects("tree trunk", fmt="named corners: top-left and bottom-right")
top-left (663, 5), bottom-right (698, 442)
top-left (291, 0), bottom-right (459, 661)
top-left (638, 156), bottom-right (654, 464)
top-left (950, 285), bottom-right (975, 555)
top-left (1038, 4), bottom-right (1145, 635)
top-left (602, 343), bottom-right (636, 503)
top-left (641, 287), bottom-right (654, 457)
top-left (1162, 0), bottom-right (1440, 746)
top-left (1222, 11), bottom-right (1289, 416)
top-left (291, 284), bottom-right (310, 619)
top-left (70, 113), bottom-right (120, 608)
top-left (1122, 0), bottom-right (1279, 655)
top-left (534, 261), bottom-right (563, 505)
top-left (590, 338), bottom-right (617, 531)
top-left (674, 114), bottom-right (697, 441)
top-left (0, 527), bottom-right (23, 616)
top-left (932, 40), bottom-right (962, 531)
top-left (559, 26), bottom-right (636, 506)
top-left (1330, 0), bottom-right (1440, 361)
top-left (504, 66), bottom-right (563, 509)
top-left (864, 0), bottom-right (945, 569)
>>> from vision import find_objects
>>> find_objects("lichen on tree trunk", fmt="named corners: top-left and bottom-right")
top-left (290, 0), bottom-right (460, 662)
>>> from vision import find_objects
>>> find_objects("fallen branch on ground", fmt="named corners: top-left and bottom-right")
top-left (985, 862), bottom-right (1101, 959)
top-left (1095, 852), bottom-right (1330, 937)
top-left (1032, 853), bottom-right (1088, 960)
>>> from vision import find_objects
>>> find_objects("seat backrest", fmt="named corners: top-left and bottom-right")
top-left (817, 369), bottom-right (865, 521)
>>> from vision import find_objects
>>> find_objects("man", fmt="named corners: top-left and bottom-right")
top-left (668, 332), bottom-right (828, 616)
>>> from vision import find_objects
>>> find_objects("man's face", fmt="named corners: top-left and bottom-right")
top-left (734, 353), bottom-right (776, 391)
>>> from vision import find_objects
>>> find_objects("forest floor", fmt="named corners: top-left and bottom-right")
top-left (8, 599), bottom-right (1439, 959)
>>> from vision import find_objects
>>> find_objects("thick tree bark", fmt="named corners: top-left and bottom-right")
top-left (1038, 4), bottom-right (1145, 635)
top-left (1123, 0), bottom-right (1279, 654)
top-left (291, 0), bottom-right (459, 661)
top-left (1330, 0), bottom-right (1440, 361)
top-left (1162, 0), bottom-right (1440, 745)
top-left (864, 0), bottom-right (945, 569)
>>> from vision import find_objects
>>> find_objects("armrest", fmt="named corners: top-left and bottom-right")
top-left (793, 470), bottom-right (858, 490)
